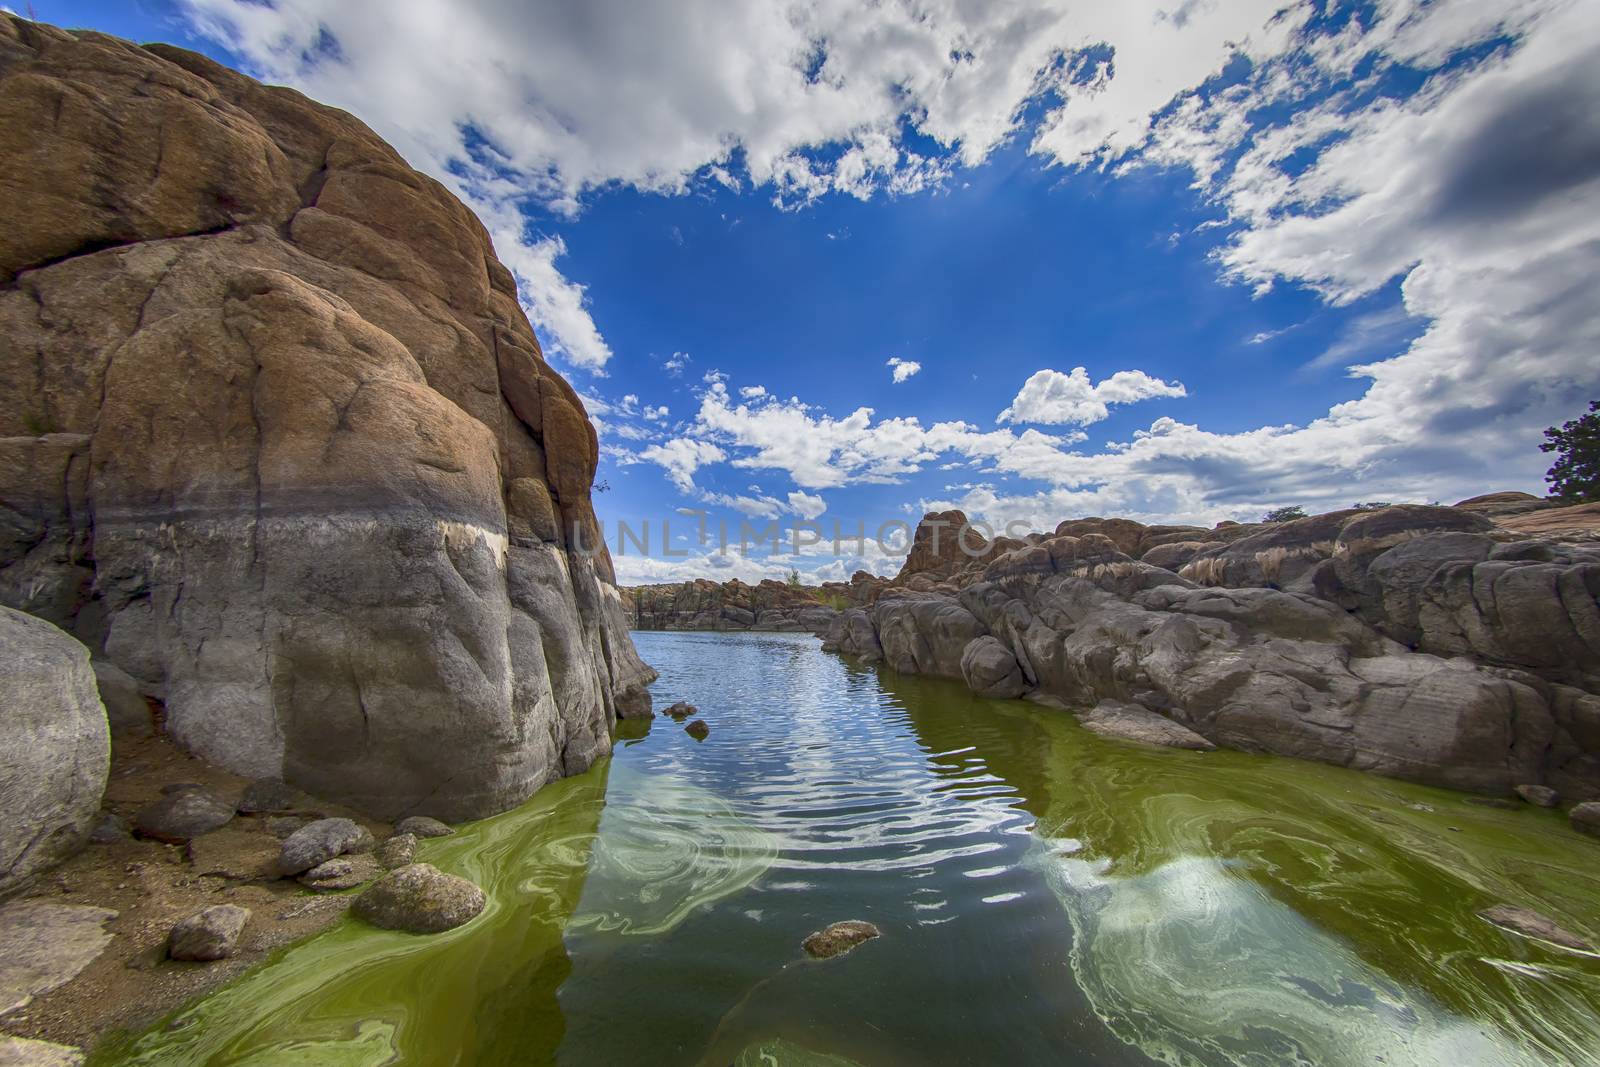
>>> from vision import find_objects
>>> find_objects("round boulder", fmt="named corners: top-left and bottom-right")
top-left (960, 636), bottom-right (1026, 699)
top-left (168, 904), bottom-right (250, 961)
top-left (353, 863), bottom-right (486, 934)
top-left (276, 817), bottom-right (374, 876)
top-left (0, 608), bottom-right (109, 896)
top-left (377, 833), bottom-right (418, 869)
top-left (133, 789), bottom-right (235, 844)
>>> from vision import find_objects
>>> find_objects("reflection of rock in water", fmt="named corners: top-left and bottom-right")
top-left (1040, 852), bottom-right (1537, 1067)
top-left (97, 768), bottom-right (612, 1066)
top-left (569, 764), bottom-right (778, 937)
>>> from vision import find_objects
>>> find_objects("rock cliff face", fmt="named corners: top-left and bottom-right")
top-left (625, 575), bottom-right (881, 633)
top-left (0, 16), bottom-right (652, 820)
top-left (826, 500), bottom-right (1600, 800)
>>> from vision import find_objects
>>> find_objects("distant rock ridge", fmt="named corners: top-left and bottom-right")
top-left (624, 573), bottom-right (885, 634)
top-left (826, 496), bottom-right (1600, 800)
top-left (0, 15), bottom-right (652, 820)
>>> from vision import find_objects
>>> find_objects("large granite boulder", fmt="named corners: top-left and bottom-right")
top-left (0, 607), bottom-right (108, 895)
top-left (0, 15), bottom-right (653, 820)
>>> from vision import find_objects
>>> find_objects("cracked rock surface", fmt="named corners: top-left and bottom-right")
top-left (0, 14), bottom-right (653, 820)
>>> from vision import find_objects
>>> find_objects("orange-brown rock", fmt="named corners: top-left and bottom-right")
top-left (0, 15), bottom-right (652, 819)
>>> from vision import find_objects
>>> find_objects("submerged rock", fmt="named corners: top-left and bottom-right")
top-left (1478, 904), bottom-right (1592, 952)
top-left (133, 790), bottom-right (236, 844)
top-left (0, 608), bottom-right (110, 896)
top-left (1515, 784), bottom-right (1560, 807)
top-left (685, 720), bottom-right (711, 741)
top-left (353, 864), bottom-right (485, 934)
top-left (1077, 701), bottom-right (1215, 751)
top-left (0, 901), bottom-right (116, 1015)
top-left (276, 818), bottom-right (374, 876)
top-left (377, 833), bottom-right (419, 869)
top-left (168, 904), bottom-right (250, 961)
top-left (394, 816), bottom-right (454, 839)
top-left (665, 701), bottom-right (697, 720)
top-left (803, 920), bottom-right (880, 960)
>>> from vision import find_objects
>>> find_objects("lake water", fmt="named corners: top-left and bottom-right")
top-left (95, 631), bottom-right (1600, 1065)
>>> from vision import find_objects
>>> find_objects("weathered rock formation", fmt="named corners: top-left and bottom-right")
top-left (625, 575), bottom-right (882, 633)
top-left (0, 15), bottom-right (652, 820)
top-left (826, 501), bottom-right (1600, 800)
top-left (0, 608), bottom-right (108, 897)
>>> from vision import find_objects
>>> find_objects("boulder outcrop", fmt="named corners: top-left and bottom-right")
top-left (825, 502), bottom-right (1600, 800)
top-left (625, 576), bottom-right (873, 633)
top-left (0, 608), bottom-right (108, 897)
top-left (0, 16), bottom-right (653, 820)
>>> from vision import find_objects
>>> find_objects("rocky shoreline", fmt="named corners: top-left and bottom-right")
top-left (623, 575), bottom-right (877, 634)
top-left (823, 494), bottom-right (1600, 803)
top-left (0, 731), bottom-right (390, 1058)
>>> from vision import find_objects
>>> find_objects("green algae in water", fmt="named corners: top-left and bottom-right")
top-left (91, 762), bottom-right (775, 1066)
top-left (907, 685), bottom-right (1600, 1067)
top-left (91, 635), bottom-right (1600, 1066)
top-left (568, 764), bottom-right (779, 937)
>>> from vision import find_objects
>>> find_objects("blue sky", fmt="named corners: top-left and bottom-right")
top-left (27, 0), bottom-right (1600, 583)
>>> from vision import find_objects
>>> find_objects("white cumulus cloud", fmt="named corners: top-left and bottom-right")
top-left (997, 367), bottom-right (1187, 426)
top-left (887, 357), bottom-right (922, 384)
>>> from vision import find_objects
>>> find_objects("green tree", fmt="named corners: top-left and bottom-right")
top-left (1542, 400), bottom-right (1600, 503)
top-left (1261, 505), bottom-right (1306, 523)
top-left (1350, 501), bottom-right (1392, 511)
top-left (787, 568), bottom-right (802, 587)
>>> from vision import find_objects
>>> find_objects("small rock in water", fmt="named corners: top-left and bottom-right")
top-left (88, 813), bottom-right (131, 845)
top-left (802, 920), bottom-right (880, 960)
top-left (394, 816), bottom-right (454, 839)
top-left (685, 719), bottom-right (710, 741)
top-left (377, 833), bottom-right (418, 869)
top-left (1516, 784), bottom-right (1560, 808)
top-left (277, 818), bottom-right (374, 876)
top-left (167, 904), bottom-right (250, 961)
top-left (298, 855), bottom-right (381, 891)
top-left (237, 778), bottom-right (297, 814)
top-left (353, 864), bottom-right (485, 934)
top-left (1479, 904), bottom-right (1592, 952)
top-left (665, 701), bottom-right (696, 720)
top-left (134, 790), bottom-right (235, 843)
top-left (1570, 802), bottom-right (1600, 838)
